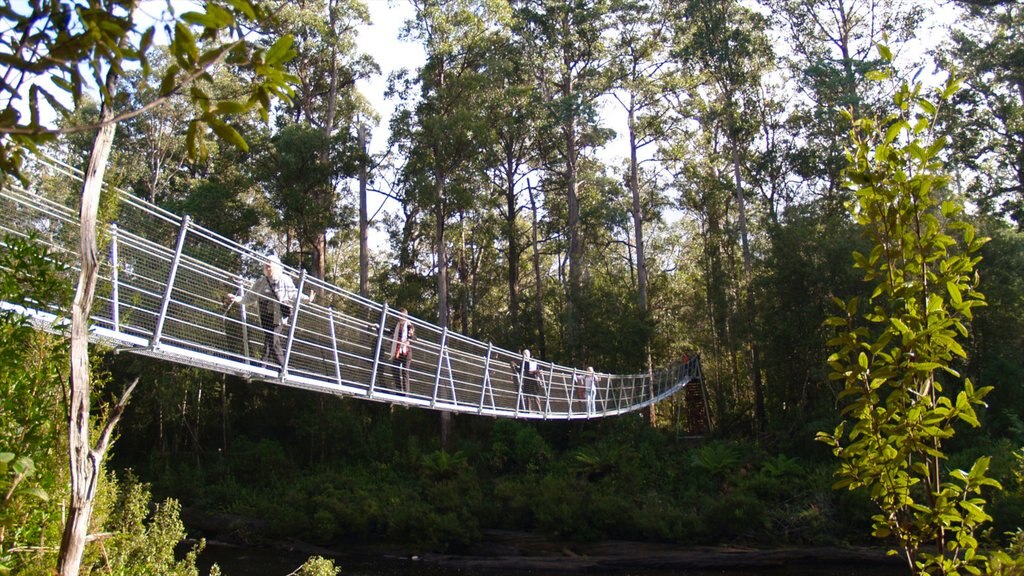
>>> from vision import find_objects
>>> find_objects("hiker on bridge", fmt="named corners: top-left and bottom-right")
top-left (583, 366), bottom-right (599, 415)
top-left (227, 255), bottom-right (312, 366)
top-left (390, 308), bottom-right (415, 392)
top-left (511, 349), bottom-right (543, 413)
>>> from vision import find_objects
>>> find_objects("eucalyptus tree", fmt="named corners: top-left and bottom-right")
top-left (477, 27), bottom-right (546, 349)
top-left (259, 122), bottom-right (355, 273)
top-left (392, 0), bottom-right (505, 446)
top-left (512, 0), bottom-right (616, 362)
top-left (764, 0), bottom-right (926, 202)
top-left (669, 0), bottom-right (773, 430)
top-left (395, 0), bottom-right (504, 329)
top-left (608, 0), bottom-right (674, 343)
top-left (263, 0), bottom-right (375, 279)
top-left (941, 1), bottom-right (1023, 226)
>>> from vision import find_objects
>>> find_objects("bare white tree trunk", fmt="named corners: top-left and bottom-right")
top-left (57, 110), bottom-right (115, 575)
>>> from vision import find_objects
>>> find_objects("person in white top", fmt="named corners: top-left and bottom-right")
top-left (227, 256), bottom-right (311, 366)
top-left (521, 349), bottom-right (542, 412)
top-left (584, 366), bottom-right (599, 415)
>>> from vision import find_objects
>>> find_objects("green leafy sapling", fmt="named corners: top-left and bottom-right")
top-left (818, 45), bottom-right (999, 575)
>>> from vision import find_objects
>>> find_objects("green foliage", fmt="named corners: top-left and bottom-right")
top-left (690, 441), bottom-right (741, 481)
top-left (488, 420), bottom-right (552, 473)
top-left (0, 234), bottom-right (70, 575)
top-left (290, 556), bottom-right (339, 576)
top-left (818, 49), bottom-right (1000, 574)
top-left (0, 0), bottom-right (298, 181)
top-left (95, 474), bottom-right (205, 576)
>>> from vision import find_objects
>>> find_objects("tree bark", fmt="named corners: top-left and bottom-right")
top-left (57, 94), bottom-right (118, 576)
top-left (504, 160), bottom-right (521, 345)
top-left (732, 141), bottom-right (764, 432)
top-left (358, 123), bottom-right (369, 297)
top-left (561, 11), bottom-right (583, 364)
top-left (528, 180), bottom-right (547, 359)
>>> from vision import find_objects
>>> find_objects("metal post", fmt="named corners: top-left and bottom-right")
top-left (445, 350), bottom-right (457, 405)
top-left (368, 304), bottom-right (389, 398)
top-left (151, 215), bottom-right (190, 347)
top-left (477, 343), bottom-right (493, 414)
top-left (515, 357), bottom-right (525, 418)
top-left (430, 327), bottom-right (448, 408)
top-left (110, 223), bottom-right (120, 332)
top-left (543, 364), bottom-right (555, 417)
top-left (280, 270), bottom-right (307, 380)
top-left (237, 277), bottom-right (250, 365)
top-left (328, 307), bottom-right (342, 387)
top-left (569, 367), bottom-right (578, 418)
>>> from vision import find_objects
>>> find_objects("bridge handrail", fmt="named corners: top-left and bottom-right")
top-left (0, 154), bottom-right (700, 420)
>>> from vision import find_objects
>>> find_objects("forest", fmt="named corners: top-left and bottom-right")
top-left (1, 0), bottom-right (1024, 574)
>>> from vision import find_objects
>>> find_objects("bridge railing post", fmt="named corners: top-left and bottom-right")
top-left (328, 307), bottom-right (342, 387)
top-left (568, 367), bottom-right (577, 418)
top-left (151, 215), bottom-right (191, 348)
top-left (431, 327), bottom-right (449, 408)
top-left (515, 357), bottom-right (525, 418)
top-left (368, 304), bottom-right (389, 398)
top-left (477, 343), bottom-right (493, 414)
top-left (280, 270), bottom-right (307, 380)
top-left (110, 223), bottom-right (120, 332)
top-left (543, 364), bottom-right (554, 418)
top-left (237, 276), bottom-right (250, 366)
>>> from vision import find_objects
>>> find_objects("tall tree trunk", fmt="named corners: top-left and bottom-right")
top-left (58, 91), bottom-right (118, 576)
top-left (313, 0), bottom-right (341, 283)
top-left (434, 159), bottom-right (453, 450)
top-left (504, 162), bottom-right (521, 346)
top-left (358, 123), bottom-right (369, 297)
top-left (628, 97), bottom-right (655, 426)
top-left (528, 181), bottom-right (547, 358)
top-left (458, 217), bottom-right (471, 336)
top-left (561, 22), bottom-right (583, 364)
top-left (732, 142), bottom-right (764, 432)
top-left (628, 99), bottom-right (648, 316)
top-left (221, 375), bottom-right (228, 452)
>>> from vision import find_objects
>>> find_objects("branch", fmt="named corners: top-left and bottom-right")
top-left (93, 376), bottom-right (140, 458)
top-left (1, 40), bottom-right (245, 137)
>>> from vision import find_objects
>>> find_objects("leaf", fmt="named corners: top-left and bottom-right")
top-left (211, 100), bottom-right (247, 115)
top-left (181, 11), bottom-right (218, 29)
top-left (159, 64), bottom-right (180, 96)
top-left (877, 43), bottom-right (893, 62)
top-left (19, 486), bottom-right (48, 501)
top-left (884, 120), bottom-right (906, 144)
top-left (207, 116), bottom-right (248, 152)
top-left (265, 34), bottom-right (295, 66)
top-left (866, 69), bottom-right (891, 82)
top-left (947, 281), bottom-right (962, 305)
top-left (223, 0), bottom-right (257, 20)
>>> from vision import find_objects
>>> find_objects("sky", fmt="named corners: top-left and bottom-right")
top-left (355, 1), bottom-right (423, 157)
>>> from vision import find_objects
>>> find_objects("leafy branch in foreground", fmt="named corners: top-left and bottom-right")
top-left (817, 45), bottom-right (999, 576)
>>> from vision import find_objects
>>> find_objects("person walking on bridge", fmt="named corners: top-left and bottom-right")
top-left (390, 308), bottom-right (415, 392)
top-left (517, 349), bottom-right (542, 413)
top-left (227, 255), bottom-right (311, 367)
top-left (584, 366), bottom-right (599, 415)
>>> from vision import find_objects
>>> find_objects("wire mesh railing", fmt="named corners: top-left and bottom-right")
top-left (0, 155), bottom-right (701, 419)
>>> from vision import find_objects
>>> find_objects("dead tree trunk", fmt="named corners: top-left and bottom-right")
top-left (58, 84), bottom-right (129, 574)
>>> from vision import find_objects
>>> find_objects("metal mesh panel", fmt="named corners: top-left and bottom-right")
top-left (0, 156), bottom-right (699, 419)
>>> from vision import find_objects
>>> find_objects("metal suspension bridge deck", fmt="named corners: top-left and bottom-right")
top-left (0, 156), bottom-right (704, 421)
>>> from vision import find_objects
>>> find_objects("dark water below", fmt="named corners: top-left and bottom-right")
top-left (195, 542), bottom-right (908, 576)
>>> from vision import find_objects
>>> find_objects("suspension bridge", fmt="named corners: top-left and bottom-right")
top-left (0, 156), bottom-right (709, 428)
